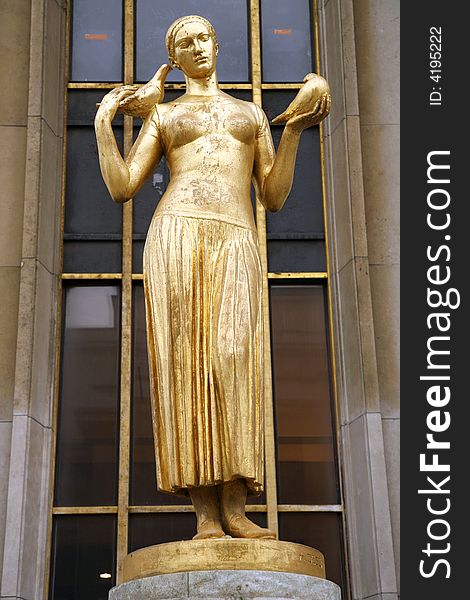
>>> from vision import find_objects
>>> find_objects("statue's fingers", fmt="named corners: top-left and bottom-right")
top-left (325, 94), bottom-right (331, 115)
top-left (321, 94), bottom-right (330, 116)
top-left (120, 94), bottom-right (136, 106)
top-left (112, 84), bottom-right (138, 96)
top-left (154, 63), bottom-right (172, 83)
top-left (116, 89), bottom-right (138, 103)
top-left (310, 98), bottom-right (322, 116)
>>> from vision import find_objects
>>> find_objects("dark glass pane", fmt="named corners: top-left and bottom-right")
top-left (133, 241), bottom-right (145, 274)
top-left (71, 0), bottom-right (122, 82)
top-left (63, 240), bottom-right (122, 273)
top-left (278, 513), bottom-right (346, 593)
top-left (246, 512), bottom-right (268, 528)
top-left (65, 126), bottom-right (123, 236)
top-left (262, 90), bottom-right (297, 121)
top-left (131, 285), bottom-right (190, 505)
top-left (263, 92), bottom-right (324, 238)
top-left (135, 0), bottom-right (250, 82)
top-left (49, 515), bottom-right (116, 600)
top-left (267, 126), bottom-right (323, 236)
top-left (132, 101), bottom-right (173, 236)
top-left (132, 156), bottom-right (170, 236)
top-left (270, 285), bottom-right (338, 504)
top-left (129, 514), bottom-right (196, 551)
top-left (55, 286), bottom-right (120, 506)
top-left (261, 0), bottom-right (314, 82)
top-left (68, 90), bottom-right (124, 127)
top-left (268, 240), bottom-right (326, 272)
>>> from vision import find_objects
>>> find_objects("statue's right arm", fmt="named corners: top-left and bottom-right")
top-left (94, 86), bottom-right (163, 203)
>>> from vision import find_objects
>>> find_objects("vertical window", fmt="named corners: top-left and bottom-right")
top-left (260, 0), bottom-right (314, 82)
top-left (51, 2), bottom-right (348, 599)
top-left (71, 0), bottom-right (123, 82)
top-left (135, 0), bottom-right (250, 82)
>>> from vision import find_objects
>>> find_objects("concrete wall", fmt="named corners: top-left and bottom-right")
top-left (0, 0), bottom-right (32, 585)
top-left (352, 0), bottom-right (400, 590)
top-left (0, 1), bottom-right (66, 598)
top-left (319, 0), bottom-right (399, 598)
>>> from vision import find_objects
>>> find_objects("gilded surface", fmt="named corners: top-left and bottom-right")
top-left (121, 539), bottom-right (326, 582)
top-left (95, 15), bottom-right (330, 541)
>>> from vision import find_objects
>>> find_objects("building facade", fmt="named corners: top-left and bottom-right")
top-left (0, 1), bottom-right (399, 599)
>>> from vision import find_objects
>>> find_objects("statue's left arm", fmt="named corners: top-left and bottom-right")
top-left (253, 93), bottom-right (330, 213)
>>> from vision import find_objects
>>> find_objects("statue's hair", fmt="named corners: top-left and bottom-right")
top-left (165, 15), bottom-right (217, 68)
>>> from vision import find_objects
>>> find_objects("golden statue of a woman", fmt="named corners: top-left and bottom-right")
top-left (95, 15), bottom-right (330, 542)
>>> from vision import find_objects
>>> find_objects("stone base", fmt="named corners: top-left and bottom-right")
top-left (109, 570), bottom-right (341, 599)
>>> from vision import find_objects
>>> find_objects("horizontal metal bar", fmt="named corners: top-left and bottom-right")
top-left (128, 505), bottom-right (268, 513)
top-left (68, 83), bottom-right (307, 91)
top-left (277, 505), bottom-right (343, 512)
top-left (133, 273), bottom-right (329, 281)
top-left (261, 83), bottom-right (303, 89)
top-left (266, 232), bottom-right (325, 240)
top-left (62, 273), bottom-right (122, 279)
top-left (267, 272), bottom-right (327, 279)
top-left (68, 82), bottom-right (121, 88)
top-left (68, 82), bottom-right (253, 90)
top-left (64, 233), bottom-right (123, 241)
top-left (52, 504), bottom-right (342, 515)
top-left (52, 506), bottom-right (118, 514)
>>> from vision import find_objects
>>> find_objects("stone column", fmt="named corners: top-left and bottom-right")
top-left (0, 1), bottom-right (67, 598)
top-left (318, 1), bottom-right (398, 599)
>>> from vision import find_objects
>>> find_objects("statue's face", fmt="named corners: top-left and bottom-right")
top-left (173, 21), bottom-right (217, 79)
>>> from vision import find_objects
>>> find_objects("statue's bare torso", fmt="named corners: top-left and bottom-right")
top-left (151, 92), bottom-right (262, 229)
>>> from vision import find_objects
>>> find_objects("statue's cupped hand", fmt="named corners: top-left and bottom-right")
top-left (119, 64), bottom-right (172, 118)
top-left (272, 73), bottom-right (331, 132)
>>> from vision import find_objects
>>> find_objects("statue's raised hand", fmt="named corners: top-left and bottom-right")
top-left (272, 73), bottom-right (331, 133)
top-left (119, 64), bottom-right (172, 117)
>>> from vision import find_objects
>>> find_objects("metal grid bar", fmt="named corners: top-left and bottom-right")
top-left (249, 0), bottom-right (279, 539)
top-left (67, 82), bottom-right (254, 89)
top-left (116, 0), bottom-right (134, 584)
top-left (268, 272), bottom-right (328, 279)
top-left (61, 273), bottom-right (123, 279)
top-left (52, 504), bottom-right (343, 515)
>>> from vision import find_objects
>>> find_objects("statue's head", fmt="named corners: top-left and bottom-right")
top-left (166, 15), bottom-right (218, 79)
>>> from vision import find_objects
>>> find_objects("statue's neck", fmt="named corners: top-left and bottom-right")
top-left (184, 71), bottom-right (219, 96)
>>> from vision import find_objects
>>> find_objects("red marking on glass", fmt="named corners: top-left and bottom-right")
top-left (84, 33), bottom-right (109, 40)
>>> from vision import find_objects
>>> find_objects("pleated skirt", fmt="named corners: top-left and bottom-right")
top-left (143, 213), bottom-right (264, 495)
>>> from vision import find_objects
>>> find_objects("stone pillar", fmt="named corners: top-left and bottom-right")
top-left (0, 0), bottom-right (32, 585)
top-left (318, 1), bottom-right (398, 599)
top-left (109, 571), bottom-right (341, 600)
top-left (0, 1), bottom-right (67, 598)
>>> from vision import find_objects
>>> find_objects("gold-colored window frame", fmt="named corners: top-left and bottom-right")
top-left (49, 0), bottom-right (348, 594)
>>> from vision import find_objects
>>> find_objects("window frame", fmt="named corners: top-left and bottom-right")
top-left (48, 1), bottom-right (350, 598)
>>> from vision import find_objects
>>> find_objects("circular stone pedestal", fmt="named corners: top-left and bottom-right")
top-left (109, 570), bottom-right (341, 600)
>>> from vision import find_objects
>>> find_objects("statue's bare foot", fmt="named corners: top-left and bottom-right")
top-left (223, 514), bottom-right (276, 539)
top-left (193, 519), bottom-right (225, 540)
